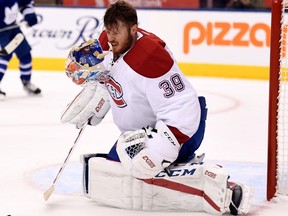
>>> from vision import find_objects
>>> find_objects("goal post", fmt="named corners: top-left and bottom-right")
top-left (267, 0), bottom-right (288, 201)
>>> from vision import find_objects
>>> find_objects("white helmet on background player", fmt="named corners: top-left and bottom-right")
top-left (65, 39), bottom-right (109, 86)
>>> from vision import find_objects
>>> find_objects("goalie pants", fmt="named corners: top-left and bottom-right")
top-left (107, 96), bottom-right (207, 163)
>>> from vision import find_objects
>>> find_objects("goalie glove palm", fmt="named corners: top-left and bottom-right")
top-left (117, 121), bottom-right (180, 179)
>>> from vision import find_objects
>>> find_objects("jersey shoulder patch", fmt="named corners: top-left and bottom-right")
top-left (124, 29), bottom-right (174, 78)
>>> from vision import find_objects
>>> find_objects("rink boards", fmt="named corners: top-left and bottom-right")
top-left (8, 7), bottom-right (272, 79)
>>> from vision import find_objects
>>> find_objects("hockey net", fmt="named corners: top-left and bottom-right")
top-left (267, 0), bottom-right (288, 201)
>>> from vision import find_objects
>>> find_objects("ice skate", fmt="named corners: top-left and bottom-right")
top-left (0, 89), bottom-right (6, 100)
top-left (229, 183), bottom-right (253, 215)
top-left (23, 82), bottom-right (41, 95)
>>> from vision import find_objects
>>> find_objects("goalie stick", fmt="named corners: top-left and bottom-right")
top-left (43, 123), bottom-right (87, 201)
top-left (0, 33), bottom-right (24, 56)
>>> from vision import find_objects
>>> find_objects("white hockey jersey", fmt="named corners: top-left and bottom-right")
top-left (99, 28), bottom-right (201, 144)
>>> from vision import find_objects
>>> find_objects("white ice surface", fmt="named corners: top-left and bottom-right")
top-left (0, 70), bottom-right (287, 216)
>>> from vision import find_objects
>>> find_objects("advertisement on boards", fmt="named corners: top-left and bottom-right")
top-left (10, 7), bottom-right (272, 79)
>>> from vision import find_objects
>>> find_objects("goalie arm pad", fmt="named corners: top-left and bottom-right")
top-left (61, 83), bottom-right (110, 127)
top-left (116, 120), bottom-right (180, 179)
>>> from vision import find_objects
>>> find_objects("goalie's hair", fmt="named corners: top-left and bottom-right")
top-left (104, 0), bottom-right (138, 29)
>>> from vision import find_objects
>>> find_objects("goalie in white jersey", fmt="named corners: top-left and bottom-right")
top-left (62, 0), bottom-right (252, 215)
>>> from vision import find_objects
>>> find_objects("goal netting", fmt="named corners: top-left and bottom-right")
top-left (267, 0), bottom-right (288, 201)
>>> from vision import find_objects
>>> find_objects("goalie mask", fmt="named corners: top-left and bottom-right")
top-left (65, 39), bottom-right (109, 85)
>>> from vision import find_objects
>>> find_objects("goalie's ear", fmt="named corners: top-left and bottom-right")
top-left (130, 24), bottom-right (138, 34)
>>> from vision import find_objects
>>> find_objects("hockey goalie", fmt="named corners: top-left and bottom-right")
top-left (61, 10), bottom-right (253, 214)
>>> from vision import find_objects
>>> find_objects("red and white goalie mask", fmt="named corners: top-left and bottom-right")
top-left (65, 39), bottom-right (109, 85)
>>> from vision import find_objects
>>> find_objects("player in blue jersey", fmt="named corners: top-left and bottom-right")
top-left (0, 0), bottom-right (41, 100)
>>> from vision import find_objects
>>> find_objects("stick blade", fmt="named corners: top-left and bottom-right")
top-left (43, 185), bottom-right (55, 201)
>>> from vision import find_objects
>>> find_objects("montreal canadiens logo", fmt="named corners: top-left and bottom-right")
top-left (104, 76), bottom-right (127, 108)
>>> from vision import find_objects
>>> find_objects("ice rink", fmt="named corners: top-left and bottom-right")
top-left (1, 70), bottom-right (288, 216)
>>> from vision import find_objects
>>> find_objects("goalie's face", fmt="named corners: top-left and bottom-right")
top-left (106, 21), bottom-right (137, 57)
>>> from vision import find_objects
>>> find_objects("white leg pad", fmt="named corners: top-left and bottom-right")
top-left (88, 157), bottom-right (136, 208)
top-left (238, 183), bottom-right (254, 214)
top-left (87, 158), bottom-right (233, 215)
top-left (202, 164), bottom-right (231, 214)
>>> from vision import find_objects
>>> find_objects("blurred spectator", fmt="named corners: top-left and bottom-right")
top-left (212, 0), bottom-right (230, 8)
top-left (34, 0), bottom-right (62, 5)
top-left (200, 0), bottom-right (230, 8)
top-left (226, 0), bottom-right (264, 9)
